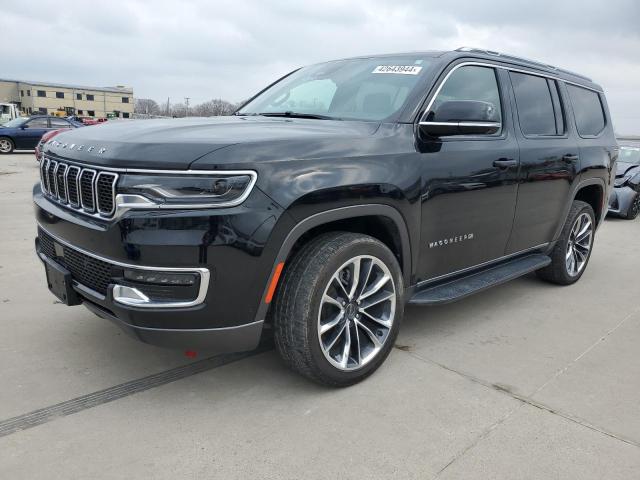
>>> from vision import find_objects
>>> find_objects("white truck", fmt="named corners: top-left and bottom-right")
top-left (0, 103), bottom-right (19, 125)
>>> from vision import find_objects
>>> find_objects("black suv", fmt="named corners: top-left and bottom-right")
top-left (34, 48), bottom-right (616, 386)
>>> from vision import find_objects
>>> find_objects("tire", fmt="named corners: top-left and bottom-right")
top-left (536, 200), bottom-right (595, 285)
top-left (623, 193), bottom-right (640, 220)
top-left (273, 232), bottom-right (404, 387)
top-left (0, 137), bottom-right (14, 154)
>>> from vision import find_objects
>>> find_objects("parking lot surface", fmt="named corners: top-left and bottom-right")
top-left (1, 152), bottom-right (639, 479)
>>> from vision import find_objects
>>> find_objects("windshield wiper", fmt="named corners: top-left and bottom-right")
top-left (257, 111), bottom-right (338, 120)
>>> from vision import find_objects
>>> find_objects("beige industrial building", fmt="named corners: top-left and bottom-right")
top-left (0, 79), bottom-right (133, 119)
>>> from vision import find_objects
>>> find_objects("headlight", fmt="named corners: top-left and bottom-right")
top-left (117, 171), bottom-right (257, 207)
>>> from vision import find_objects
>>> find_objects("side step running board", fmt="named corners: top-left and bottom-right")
top-left (408, 254), bottom-right (551, 306)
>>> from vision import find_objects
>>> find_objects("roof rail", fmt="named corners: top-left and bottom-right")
top-left (455, 47), bottom-right (592, 82)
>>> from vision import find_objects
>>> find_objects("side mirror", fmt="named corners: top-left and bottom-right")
top-left (419, 100), bottom-right (501, 137)
top-left (20, 124), bottom-right (29, 129)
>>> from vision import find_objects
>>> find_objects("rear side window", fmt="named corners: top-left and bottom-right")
top-left (510, 72), bottom-right (563, 136)
top-left (567, 85), bottom-right (606, 137)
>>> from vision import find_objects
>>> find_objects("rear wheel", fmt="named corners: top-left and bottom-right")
top-left (273, 232), bottom-right (403, 387)
top-left (624, 194), bottom-right (640, 220)
top-left (537, 200), bottom-right (595, 285)
top-left (0, 137), bottom-right (14, 154)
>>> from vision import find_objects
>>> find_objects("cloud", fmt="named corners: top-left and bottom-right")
top-left (2, 0), bottom-right (639, 132)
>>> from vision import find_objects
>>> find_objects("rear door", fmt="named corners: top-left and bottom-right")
top-left (417, 63), bottom-right (520, 281)
top-left (504, 70), bottom-right (580, 253)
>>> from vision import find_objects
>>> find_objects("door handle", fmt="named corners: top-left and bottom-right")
top-left (563, 154), bottom-right (579, 162)
top-left (493, 158), bottom-right (518, 169)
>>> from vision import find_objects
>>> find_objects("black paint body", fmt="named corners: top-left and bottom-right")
top-left (33, 51), bottom-right (617, 351)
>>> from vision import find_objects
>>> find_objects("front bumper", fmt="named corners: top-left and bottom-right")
top-left (34, 182), bottom-right (292, 351)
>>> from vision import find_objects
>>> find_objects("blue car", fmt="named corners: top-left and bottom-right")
top-left (0, 116), bottom-right (84, 154)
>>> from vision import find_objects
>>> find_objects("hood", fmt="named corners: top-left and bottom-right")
top-left (616, 161), bottom-right (640, 177)
top-left (42, 116), bottom-right (380, 169)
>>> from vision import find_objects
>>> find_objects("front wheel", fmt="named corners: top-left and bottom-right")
top-left (273, 232), bottom-right (404, 387)
top-left (0, 137), bottom-right (14, 154)
top-left (537, 200), bottom-right (595, 285)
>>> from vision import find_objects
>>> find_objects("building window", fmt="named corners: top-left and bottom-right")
top-left (88, 110), bottom-right (95, 117)
top-left (123, 112), bottom-right (130, 118)
top-left (37, 90), bottom-right (46, 97)
top-left (38, 107), bottom-right (47, 114)
top-left (27, 90), bottom-right (31, 96)
top-left (20, 90), bottom-right (24, 97)
top-left (86, 94), bottom-right (94, 101)
top-left (28, 107), bottom-right (32, 114)
top-left (122, 97), bottom-right (129, 103)
top-left (76, 93), bottom-right (82, 100)
top-left (77, 109), bottom-right (83, 115)
top-left (56, 92), bottom-right (64, 99)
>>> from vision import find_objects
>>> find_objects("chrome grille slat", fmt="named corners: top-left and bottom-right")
top-left (80, 169), bottom-right (97, 212)
top-left (55, 164), bottom-right (68, 203)
top-left (40, 156), bottom-right (118, 218)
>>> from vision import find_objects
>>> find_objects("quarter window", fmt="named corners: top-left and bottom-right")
top-left (428, 65), bottom-right (502, 129)
top-left (510, 72), bottom-right (561, 136)
top-left (567, 85), bottom-right (606, 137)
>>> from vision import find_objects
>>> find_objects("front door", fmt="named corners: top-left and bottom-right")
top-left (15, 117), bottom-right (50, 149)
top-left (417, 64), bottom-right (520, 282)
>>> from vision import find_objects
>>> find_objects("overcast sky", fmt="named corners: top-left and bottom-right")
top-left (4, 0), bottom-right (639, 133)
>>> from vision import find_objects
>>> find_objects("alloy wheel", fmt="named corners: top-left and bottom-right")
top-left (0, 139), bottom-right (12, 153)
top-left (317, 255), bottom-right (396, 371)
top-left (565, 212), bottom-right (593, 277)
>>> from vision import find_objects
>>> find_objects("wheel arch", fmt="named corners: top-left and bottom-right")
top-left (254, 204), bottom-right (412, 323)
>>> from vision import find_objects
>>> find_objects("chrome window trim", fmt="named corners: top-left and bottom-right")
top-left (419, 121), bottom-right (502, 128)
top-left (79, 168), bottom-right (97, 213)
top-left (418, 61), bottom-right (603, 125)
top-left (37, 224), bottom-right (210, 309)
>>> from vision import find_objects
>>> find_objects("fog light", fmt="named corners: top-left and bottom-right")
top-left (123, 269), bottom-right (198, 286)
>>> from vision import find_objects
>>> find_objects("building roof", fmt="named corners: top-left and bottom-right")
top-left (0, 78), bottom-right (132, 94)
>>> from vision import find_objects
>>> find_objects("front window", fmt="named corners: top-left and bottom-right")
top-left (239, 56), bottom-right (434, 121)
top-left (2, 117), bottom-right (28, 128)
top-left (619, 146), bottom-right (640, 165)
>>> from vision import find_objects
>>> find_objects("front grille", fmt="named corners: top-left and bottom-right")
top-left (40, 157), bottom-right (118, 218)
top-left (38, 228), bottom-right (114, 295)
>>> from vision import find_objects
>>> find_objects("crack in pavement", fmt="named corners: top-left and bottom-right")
top-left (397, 306), bottom-right (640, 478)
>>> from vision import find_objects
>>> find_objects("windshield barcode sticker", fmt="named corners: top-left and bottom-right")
top-left (372, 65), bottom-right (423, 75)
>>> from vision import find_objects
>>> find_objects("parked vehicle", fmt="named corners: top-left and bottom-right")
top-left (0, 116), bottom-right (83, 154)
top-left (608, 143), bottom-right (640, 219)
top-left (35, 129), bottom-right (67, 160)
top-left (0, 103), bottom-right (19, 126)
top-left (34, 48), bottom-right (616, 386)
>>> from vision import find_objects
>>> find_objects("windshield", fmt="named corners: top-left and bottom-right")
top-left (239, 56), bottom-right (434, 121)
top-left (619, 146), bottom-right (640, 165)
top-left (1, 117), bottom-right (27, 128)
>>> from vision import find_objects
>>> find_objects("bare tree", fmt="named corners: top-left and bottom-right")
top-left (134, 98), bottom-right (160, 115)
top-left (191, 99), bottom-right (236, 117)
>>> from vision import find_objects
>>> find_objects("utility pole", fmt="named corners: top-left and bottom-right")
top-left (184, 97), bottom-right (190, 117)
top-left (166, 97), bottom-right (170, 117)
